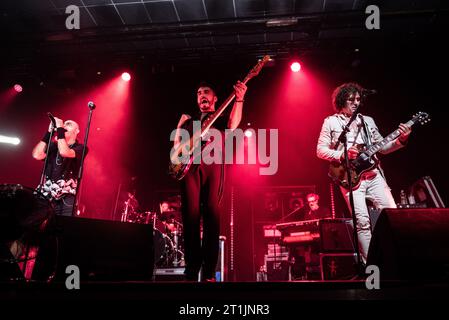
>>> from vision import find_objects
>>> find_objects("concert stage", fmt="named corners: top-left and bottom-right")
top-left (2, 2), bottom-right (449, 314)
top-left (4, 278), bottom-right (449, 299)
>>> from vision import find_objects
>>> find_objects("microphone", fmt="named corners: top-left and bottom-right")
top-left (88, 101), bottom-right (96, 110)
top-left (47, 112), bottom-right (57, 130)
top-left (361, 88), bottom-right (377, 96)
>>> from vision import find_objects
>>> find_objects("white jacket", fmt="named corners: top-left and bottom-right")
top-left (316, 113), bottom-right (405, 162)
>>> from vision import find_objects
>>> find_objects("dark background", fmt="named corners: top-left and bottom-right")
top-left (1, 37), bottom-right (446, 216)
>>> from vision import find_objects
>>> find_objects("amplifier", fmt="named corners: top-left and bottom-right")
top-left (319, 218), bottom-right (355, 252)
top-left (320, 253), bottom-right (358, 280)
top-left (264, 254), bottom-right (290, 281)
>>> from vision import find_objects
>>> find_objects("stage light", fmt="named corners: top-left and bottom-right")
top-left (290, 62), bottom-right (301, 73)
top-left (0, 135), bottom-right (21, 145)
top-left (244, 129), bottom-right (253, 138)
top-left (14, 84), bottom-right (23, 93)
top-left (121, 72), bottom-right (131, 81)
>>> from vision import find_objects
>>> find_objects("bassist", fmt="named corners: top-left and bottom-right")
top-left (175, 81), bottom-right (247, 281)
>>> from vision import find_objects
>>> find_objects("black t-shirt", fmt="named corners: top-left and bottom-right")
top-left (181, 110), bottom-right (230, 161)
top-left (201, 111), bottom-right (229, 131)
top-left (44, 141), bottom-right (86, 181)
top-left (181, 111), bottom-right (229, 133)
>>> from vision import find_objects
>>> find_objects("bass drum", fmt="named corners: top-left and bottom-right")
top-left (153, 229), bottom-right (174, 267)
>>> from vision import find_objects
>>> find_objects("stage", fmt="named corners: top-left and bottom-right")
top-left (1, 2), bottom-right (449, 312)
top-left (3, 279), bottom-right (449, 298)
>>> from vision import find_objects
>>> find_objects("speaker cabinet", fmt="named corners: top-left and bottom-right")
top-left (367, 208), bottom-right (449, 281)
top-left (319, 218), bottom-right (355, 252)
top-left (320, 253), bottom-right (358, 280)
top-left (33, 216), bottom-right (154, 281)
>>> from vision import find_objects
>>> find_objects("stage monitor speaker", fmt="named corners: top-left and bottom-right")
top-left (33, 216), bottom-right (154, 281)
top-left (319, 218), bottom-right (355, 252)
top-left (367, 208), bottom-right (449, 281)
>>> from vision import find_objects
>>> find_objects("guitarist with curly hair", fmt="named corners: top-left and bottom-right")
top-left (316, 82), bottom-right (412, 263)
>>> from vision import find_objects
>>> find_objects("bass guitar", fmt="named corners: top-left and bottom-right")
top-left (168, 55), bottom-right (270, 180)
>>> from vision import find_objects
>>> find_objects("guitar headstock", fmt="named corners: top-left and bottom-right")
top-left (244, 55), bottom-right (271, 82)
top-left (412, 111), bottom-right (431, 126)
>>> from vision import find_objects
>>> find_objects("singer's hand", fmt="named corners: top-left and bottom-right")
top-left (55, 117), bottom-right (64, 128)
top-left (48, 121), bottom-right (54, 132)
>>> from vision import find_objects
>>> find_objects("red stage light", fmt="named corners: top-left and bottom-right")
top-left (121, 72), bottom-right (131, 81)
top-left (244, 129), bottom-right (253, 138)
top-left (14, 84), bottom-right (23, 92)
top-left (290, 62), bottom-right (301, 73)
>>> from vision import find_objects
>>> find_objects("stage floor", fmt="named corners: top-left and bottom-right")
top-left (2, 279), bottom-right (449, 300)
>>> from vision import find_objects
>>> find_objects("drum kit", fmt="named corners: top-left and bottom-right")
top-left (120, 194), bottom-right (184, 268)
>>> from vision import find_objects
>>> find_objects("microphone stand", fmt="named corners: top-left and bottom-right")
top-left (277, 206), bottom-right (303, 223)
top-left (71, 103), bottom-right (95, 217)
top-left (37, 127), bottom-right (55, 193)
top-left (334, 103), bottom-right (364, 277)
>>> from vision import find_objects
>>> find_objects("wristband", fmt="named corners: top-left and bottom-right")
top-left (235, 100), bottom-right (244, 103)
top-left (41, 131), bottom-right (51, 143)
top-left (57, 127), bottom-right (66, 139)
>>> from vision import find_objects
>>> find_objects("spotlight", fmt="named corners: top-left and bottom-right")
top-left (290, 62), bottom-right (301, 73)
top-left (244, 129), bottom-right (253, 138)
top-left (121, 72), bottom-right (131, 81)
top-left (14, 84), bottom-right (23, 93)
top-left (0, 135), bottom-right (21, 145)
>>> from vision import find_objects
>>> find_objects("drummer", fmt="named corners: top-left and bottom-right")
top-left (159, 201), bottom-right (178, 233)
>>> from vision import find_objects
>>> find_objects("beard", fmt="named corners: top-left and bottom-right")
top-left (199, 100), bottom-right (214, 112)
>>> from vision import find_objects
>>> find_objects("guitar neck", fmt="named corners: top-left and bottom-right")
top-left (201, 76), bottom-right (251, 137)
top-left (364, 119), bottom-right (415, 157)
top-left (200, 55), bottom-right (270, 136)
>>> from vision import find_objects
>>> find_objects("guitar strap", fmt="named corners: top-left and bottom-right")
top-left (198, 112), bottom-right (226, 204)
top-left (359, 114), bottom-right (373, 147)
top-left (359, 114), bottom-right (387, 178)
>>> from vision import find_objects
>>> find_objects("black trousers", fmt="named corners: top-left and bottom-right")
top-left (53, 195), bottom-right (75, 216)
top-left (181, 163), bottom-right (223, 280)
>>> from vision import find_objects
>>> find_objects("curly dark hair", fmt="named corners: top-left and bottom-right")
top-left (331, 82), bottom-right (363, 112)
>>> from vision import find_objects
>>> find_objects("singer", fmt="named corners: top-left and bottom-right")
top-left (316, 82), bottom-right (411, 263)
top-left (32, 115), bottom-right (87, 216)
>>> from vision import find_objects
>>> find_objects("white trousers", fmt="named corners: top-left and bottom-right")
top-left (340, 170), bottom-right (397, 263)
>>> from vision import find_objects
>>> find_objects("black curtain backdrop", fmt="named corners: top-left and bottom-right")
top-left (1, 34), bottom-right (448, 221)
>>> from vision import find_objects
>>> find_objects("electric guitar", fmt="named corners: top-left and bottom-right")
top-left (168, 55), bottom-right (271, 180)
top-left (328, 111), bottom-right (430, 190)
